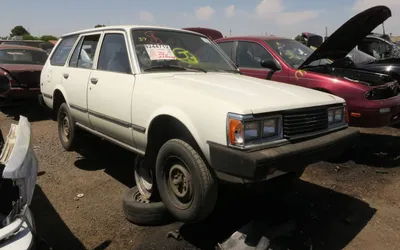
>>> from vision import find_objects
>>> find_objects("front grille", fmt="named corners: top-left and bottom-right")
top-left (283, 106), bottom-right (328, 139)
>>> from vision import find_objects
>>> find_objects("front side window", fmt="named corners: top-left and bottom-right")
top-left (132, 29), bottom-right (237, 73)
top-left (236, 41), bottom-right (273, 69)
top-left (265, 39), bottom-right (331, 68)
top-left (0, 49), bottom-right (48, 65)
top-left (50, 35), bottom-right (79, 66)
top-left (97, 33), bottom-right (131, 74)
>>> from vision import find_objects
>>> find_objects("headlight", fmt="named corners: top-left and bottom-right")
top-left (227, 113), bottom-right (283, 149)
top-left (328, 106), bottom-right (346, 126)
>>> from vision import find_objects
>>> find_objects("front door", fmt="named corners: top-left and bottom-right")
top-left (87, 32), bottom-right (136, 146)
top-left (235, 41), bottom-right (288, 82)
top-left (62, 33), bottom-right (102, 127)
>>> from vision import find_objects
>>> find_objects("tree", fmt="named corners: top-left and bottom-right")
top-left (40, 35), bottom-right (58, 42)
top-left (95, 24), bottom-right (106, 28)
top-left (22, 34), bottom-right (38, 40)
top-left (10, 25), bottom-right (30, 37)
top-left (294, 35), bottom-right (306, 45)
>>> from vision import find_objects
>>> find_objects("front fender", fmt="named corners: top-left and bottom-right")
top-left (146, 106), bottom-right (203, 151)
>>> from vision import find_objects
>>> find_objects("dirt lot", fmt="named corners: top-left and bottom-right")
top-left (1, 102), bottom-right (400, 250)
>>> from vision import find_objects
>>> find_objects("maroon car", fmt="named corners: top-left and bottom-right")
top-left (185, 5), bottom-right (400, 128)
top-left (0, 44), bottom-right (48, 102)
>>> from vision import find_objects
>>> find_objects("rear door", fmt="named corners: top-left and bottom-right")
top-left (63, 32), bottom-right (102, 127)
top-left (235, 41), bottom-right (287, 81)
top-left (87, 31), bottom-right (136, 146)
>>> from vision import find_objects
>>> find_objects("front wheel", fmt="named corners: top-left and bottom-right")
top-left (155, 139), bottom-right (218, 223)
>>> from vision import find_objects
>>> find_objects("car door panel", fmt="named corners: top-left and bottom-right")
top-left (87, 32), bottom-right (136, 146)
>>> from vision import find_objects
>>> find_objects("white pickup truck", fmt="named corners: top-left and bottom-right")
top-left (39, 25), bottom-right (359, 223)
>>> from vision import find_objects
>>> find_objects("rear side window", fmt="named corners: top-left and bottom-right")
top-left (217, 41), bottom-right (235, 61)
top-left (50, 35), bottom-right (79, 66)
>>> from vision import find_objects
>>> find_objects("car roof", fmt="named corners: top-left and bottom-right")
top-left (61, 25), bottom-right (206, 38)
top-left (216, 36), bottom-right (289, 42)
top-left (0, 44), bottom-right (46, 51)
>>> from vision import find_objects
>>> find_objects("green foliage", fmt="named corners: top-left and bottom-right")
top-left (40, 35), bottom-right (58, 41)
top-left (294, 35), bottom-right (306, 45)
top-left (22, 34), bottom-right (38, 40)
top-left (10, 25), bottom-right (30, 36)
top-left (95, 24), bottom-right (106, 28)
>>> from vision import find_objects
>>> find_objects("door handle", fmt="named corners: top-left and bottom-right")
top-left (63, 73), bottom-right (69, 79)
top-left (90, 78), bottom-right (98, 84)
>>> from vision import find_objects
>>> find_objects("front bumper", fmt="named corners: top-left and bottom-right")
top-left (349, 107), bottom-right (400, 127)
top-left (207, 127), bottom-right (360, 183)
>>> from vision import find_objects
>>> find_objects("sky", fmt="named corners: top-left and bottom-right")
top-left (2, 0), bottom-right (400, 38)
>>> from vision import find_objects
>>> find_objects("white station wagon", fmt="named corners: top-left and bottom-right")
top-left (39, 25), bottom-right (359, 223)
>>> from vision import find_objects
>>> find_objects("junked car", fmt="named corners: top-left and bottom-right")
top-left (39, 25), bottom-right (359, 224)
top-left (301, 31), bottom-right (400, 81)
top-left (0, 116), bottom-right (38, 249)
top-left (199, 5), bottom-right (400, 128)
top-left (0, 45), bottom-right (48, 103)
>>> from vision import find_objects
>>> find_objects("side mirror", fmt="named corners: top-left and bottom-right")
top-left (260, 59), bottom-right (281, 71)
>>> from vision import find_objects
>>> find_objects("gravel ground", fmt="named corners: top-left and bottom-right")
top-left (1, 101), bottom-right (400, 250)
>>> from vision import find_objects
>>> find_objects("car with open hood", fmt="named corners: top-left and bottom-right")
top-left (0, 44), bottom-right (48, 104)
top-left (194, 5), bottom-right (400, 127)
top-left (40, 25), bottom-right (358, 224)
top-left (301, 28), bottom-right (400, 81)
top-left (0, 116), bottom-right (38, 249)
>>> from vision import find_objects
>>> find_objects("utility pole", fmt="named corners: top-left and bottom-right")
top-left (325, 26), bottom-right (328, 37)
top-left (229, 29), bottom-right (232, 37)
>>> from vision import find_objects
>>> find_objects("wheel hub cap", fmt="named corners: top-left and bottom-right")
top-left (169, 164), bottom-right (190, 198)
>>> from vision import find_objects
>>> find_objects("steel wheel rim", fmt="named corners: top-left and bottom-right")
top-left (133, 190), bottom-right (150, 204)
top-left (163, 156), bottom-right (193, 210)
top-left (60, 113), bottom-right (70, 142)
top-left (134, 157), bottom-right (154, 200)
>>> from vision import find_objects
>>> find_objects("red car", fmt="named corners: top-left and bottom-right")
top-left (0, 44), bottom-right (48, 103)
top-left (185, 5), bottom-right (400, 128)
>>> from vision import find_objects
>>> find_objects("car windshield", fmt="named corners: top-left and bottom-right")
top-left (0, 49), bottom-right (48, 65)
top-left (131, 29), bottom-right (237, 73)
top-left (265, 39), bottom-right (331, 68)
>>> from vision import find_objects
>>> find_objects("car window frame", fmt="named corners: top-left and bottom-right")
top-left (95, 31), bottom-right (133, 75)
top-left (50, 35), bottom-right (80, 67)
top-left (236, 40), bottom-right (279, 71)
top-left (65, 31), bottom-right (103, 70)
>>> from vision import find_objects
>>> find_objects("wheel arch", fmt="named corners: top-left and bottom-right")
top-left (52, 87), bottom-right (69, 120)
top-left (143, 109), bottom-right (207, 168)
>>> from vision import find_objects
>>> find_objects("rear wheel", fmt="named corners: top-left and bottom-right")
top-left (155, 139), bottom-right (218, 223)
top-left (57, 103), bottom-right (79, 151)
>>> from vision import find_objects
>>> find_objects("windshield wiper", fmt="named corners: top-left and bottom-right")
top-left (144, 64), bottom-right (207, 73)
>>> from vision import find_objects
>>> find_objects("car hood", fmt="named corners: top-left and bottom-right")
top-left (155, 72), bottom-right (344, 114)
top-left (1, 116), bottom-right (37, 206)
top-left (300, 5), bottom-right (391, 68)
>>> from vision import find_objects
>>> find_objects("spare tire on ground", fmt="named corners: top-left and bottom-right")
top-left (122, 186), bottom-right (174, 226)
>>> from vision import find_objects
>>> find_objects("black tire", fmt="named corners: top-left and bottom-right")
top-left (155, 139), bottom-right (218, 223)
top-left (122, 186), bottom-right (173, 226)
top-left (57, 103), bottom-right (78, 151)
